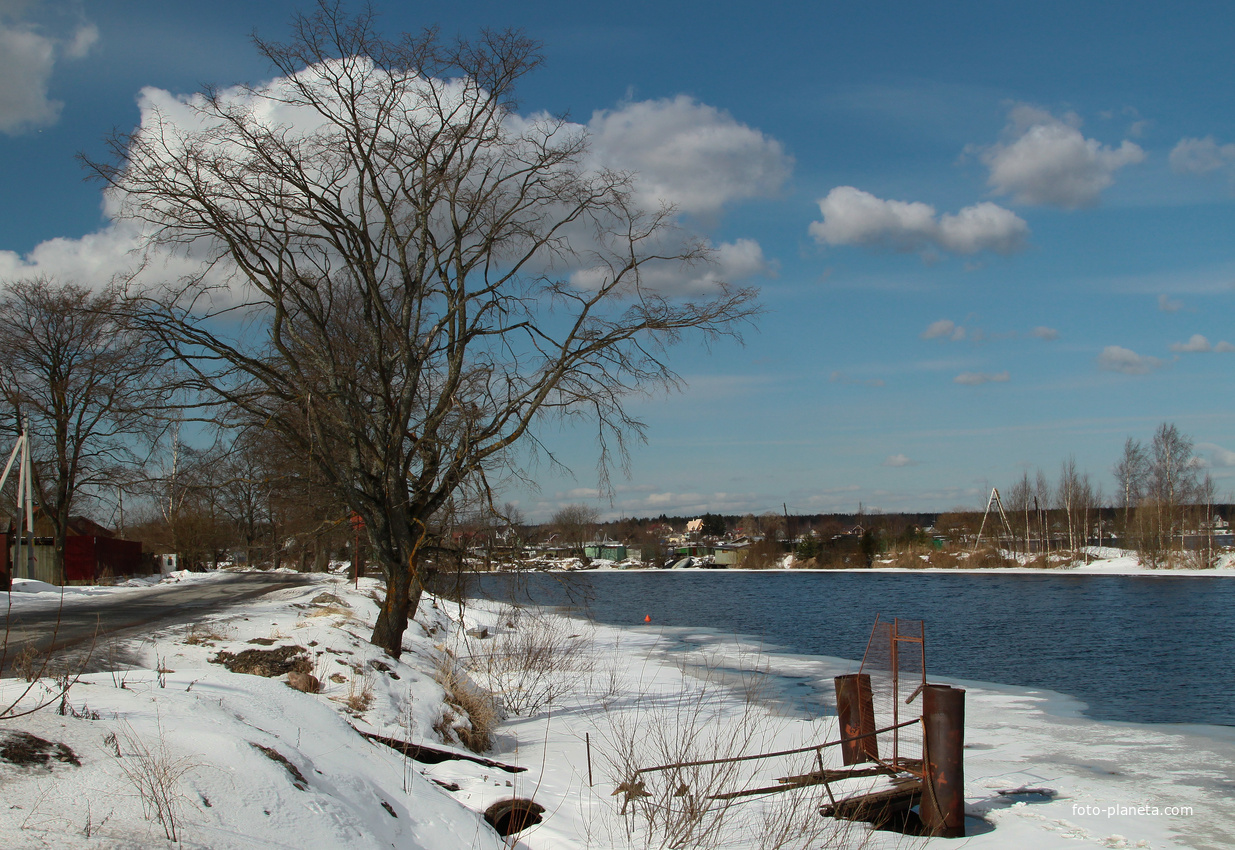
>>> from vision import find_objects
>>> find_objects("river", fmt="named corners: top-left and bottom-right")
top-left (472, 569), bottom-right (1235, 728)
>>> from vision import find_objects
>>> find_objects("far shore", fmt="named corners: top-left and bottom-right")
top-left (502, 548), bottom-right (1235, 578)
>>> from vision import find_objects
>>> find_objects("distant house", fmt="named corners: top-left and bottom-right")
top-left (584, 537), bottom-right (629, 561)
top-left (5, 513), bottom-right (145, 586)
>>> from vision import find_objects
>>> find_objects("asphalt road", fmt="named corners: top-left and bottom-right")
top-left (0, 571), bottom-right (316, 675)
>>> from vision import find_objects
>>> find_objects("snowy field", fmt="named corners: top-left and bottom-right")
top-left (0, 560), bottom-right (1230, 849)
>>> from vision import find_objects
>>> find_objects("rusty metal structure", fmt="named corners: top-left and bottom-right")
top-left (854, 615), bottom-right (926, 771)
top-left (614, 615), bottom-right (967, 838)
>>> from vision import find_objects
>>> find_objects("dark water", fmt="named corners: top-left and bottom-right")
top-left (473, 570), bottom-right (1235, 728)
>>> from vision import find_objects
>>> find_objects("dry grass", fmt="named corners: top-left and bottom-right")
top-left (115, 722), bottom-right (196, 843)
top-left (303, 604), bottom-right (354, 620)
top-left (343, 666), bottom-right (374, 713)
top-left (10, 643), bottom-right (42, 682)
top-left (433, 649), bottom-right (500, 753)
top-left (182, 624), bottom-right (230, 646)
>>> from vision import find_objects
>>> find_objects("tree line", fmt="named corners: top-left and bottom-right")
top-left (989, 422), bottom-right (1221, 567)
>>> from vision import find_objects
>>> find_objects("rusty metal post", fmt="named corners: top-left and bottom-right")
top-left (834, 673), bottom-right (878, 764)
top-left (920, 684), bottom-right (965, 838)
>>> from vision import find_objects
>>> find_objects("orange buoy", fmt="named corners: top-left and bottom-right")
top-left (644, 615), bottom-right (651, 623)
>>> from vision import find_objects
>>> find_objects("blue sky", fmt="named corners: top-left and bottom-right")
top-left (3, 1), bottom-right (1235, 521)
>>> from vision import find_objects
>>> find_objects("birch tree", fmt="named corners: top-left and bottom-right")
top-left (1113, 436), bottom-right (1149, 544)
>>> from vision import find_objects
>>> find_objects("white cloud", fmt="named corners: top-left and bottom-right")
top-left (1198, 443), bottom-right (1235, 468)
top-left (953, 371), bottom-right (1009, 385)
top-left (570, 237), bottom-right (770, 296)
top-left (587, 95), bottom-right (792, 219)
top-left (1169, 334), bottom-right (1234, 353)
top-left (5, 71), bottom-right (783, 301)
top-left (1031, 326), bottom-right (1059, 340)
top-left (979, 104), bottom-right (1145, 208)
top-left (0, 7), bottom-right (96, 135)
top-left (63, 22), bottom-right (98, 59)
top-left (922, 319), bottom-right (965, 341)
top-left (1169, 136), bottom-right (1235, 175)
top-left (809, 187), bottom-right (1027, 257)
top-left (1157, 293), bottom-right (1184, 313)
top-left (1097, 345), bottom-right (1162, 375)
top-left (1170, 334), bottom-right (1212, 353)
top-left (883, 454), bottom-right (917, 467)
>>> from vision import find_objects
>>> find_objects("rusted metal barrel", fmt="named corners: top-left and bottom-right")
top-left (920, 683), bottom-right (965, 838)
top-left (834, 673), bottom-right (878, 764)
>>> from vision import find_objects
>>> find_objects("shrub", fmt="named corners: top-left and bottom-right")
top-left (466, 605), bottom-right (595, 716)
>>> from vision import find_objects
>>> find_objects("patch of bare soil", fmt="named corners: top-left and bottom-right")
top-left (0, 731), bottom-right (80, 768)
top-left (211, 645), bottom-right (310, 677)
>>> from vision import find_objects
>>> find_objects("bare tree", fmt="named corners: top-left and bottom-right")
top-left (1056, 457), bottom-right (1081, 553)
top-left (1113, 437), bottom-right (1150, 542)
top-left (1034, 469), bottom-right (1053, 552)
top-left (1147, 422), bottom-right (1199, 565)
top-left (551, 503), bottom-right (600, 555)
top-left (1006, 471), bottom-right (1032, 554)
top-left (0, 277), bottom-right (170, 583)
top-left (1197, 472), bottom-right (1218, 568)
top-left (88, 5), bottom-right (757, 655)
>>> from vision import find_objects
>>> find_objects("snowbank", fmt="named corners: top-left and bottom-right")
top-left (0, 568), bottom-right (1228, 848)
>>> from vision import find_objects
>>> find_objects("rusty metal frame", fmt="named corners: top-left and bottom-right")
top-left (618, 616), bottom-right (933, 810)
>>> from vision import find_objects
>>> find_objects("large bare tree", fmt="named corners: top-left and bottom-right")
top-left (0, 277), bottom-right (170, 582)
top-left (89, 5), bottom-right (758, 655)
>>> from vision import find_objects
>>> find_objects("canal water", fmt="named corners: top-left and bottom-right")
top-left (472, 570), bottom-right (1235, 728)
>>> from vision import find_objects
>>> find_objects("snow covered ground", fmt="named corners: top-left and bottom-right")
top-left (0, 561), bottom-right (1230, 849)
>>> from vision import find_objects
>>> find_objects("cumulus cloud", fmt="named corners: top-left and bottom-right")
top-left (1031, 326), bottom-right (1059, 340)
top-left (5, 72), bottom-right (785, 300)
top-left (1169, 334), bottom-right (1234, 353)
top-left (0, 6), bottom-right (96, 134)
top-left (1170, 136), bottom-right (1235, 175)
top-left (1157, 293), bottom-right (1184, 313)
top-left (1097, 345), bottom-right (1162, 375)
top-left (922, 319), bottom-right (965, 341)
top-left (978, 105), bottom-right (1145, 208)
top-left (953, 371), bottom-right (1009, 385)
top-left (883, 454), bottom-right (917, 467)
top-left (1170, 334), bottom-right (1212, 353)
top-left (587, 95), bottom-right (792, 219)
top-left (809, 187), bottom-right (1027, 257)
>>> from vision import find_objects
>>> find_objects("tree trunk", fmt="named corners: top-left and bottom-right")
top-left (370, 552), bottom-right (424, 658)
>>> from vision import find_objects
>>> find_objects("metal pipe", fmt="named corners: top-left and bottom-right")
top-left (634, 718), bottom-right (918, 774)
top-left (920, 684), bottom-right (965, 838)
